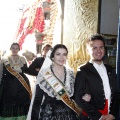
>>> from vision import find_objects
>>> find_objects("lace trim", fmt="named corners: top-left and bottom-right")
top-left (3, 56), bottom-right (27, 73)
top-left (36, 66), bottom-right (75, 99)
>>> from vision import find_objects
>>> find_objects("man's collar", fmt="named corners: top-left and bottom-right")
top-left (89, 60), bottom-right (104, 67)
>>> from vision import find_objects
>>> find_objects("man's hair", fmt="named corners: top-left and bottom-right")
top-left (86, 34), bottom-right (106, 47)
top-left (42, 44), bottom-right (52, 50)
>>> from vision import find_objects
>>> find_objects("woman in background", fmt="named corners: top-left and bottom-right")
top-left (0, 43), bottom-right (31, 120)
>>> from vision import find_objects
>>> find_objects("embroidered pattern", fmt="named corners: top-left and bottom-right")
top-left (4, 56), bottom-right (26, 73)
top-left (37, 66), bottom-right (75, 99)
top-left (40, 104), bottom-right (78, 120)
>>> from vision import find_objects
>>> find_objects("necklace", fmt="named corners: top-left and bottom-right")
top-left (11, 55), bottom-right (19, 63)
top-left (50, 65), bottom-right (66, 85)
top-left (12, 55), bottom-right (18, 56)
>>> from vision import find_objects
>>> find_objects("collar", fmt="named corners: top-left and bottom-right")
top-left (89, 60), bottom-right (104, 67)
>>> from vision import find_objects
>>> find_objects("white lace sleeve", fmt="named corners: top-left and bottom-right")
top-left (65, 69), bottom-right (75, 97)
top-left (20, 56), bottom-right (27, 64)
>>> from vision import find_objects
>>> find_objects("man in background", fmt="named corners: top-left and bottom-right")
top-left (28, 44), bottom-right (52, 76)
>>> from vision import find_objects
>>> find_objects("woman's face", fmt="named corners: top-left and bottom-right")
top-left (10, 45), bottom-right (19, 55)
top-left (53, 48), bottom-right (68, 66)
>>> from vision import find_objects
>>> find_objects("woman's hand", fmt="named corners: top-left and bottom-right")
top-left (82, 94), bottom-right (91, 102)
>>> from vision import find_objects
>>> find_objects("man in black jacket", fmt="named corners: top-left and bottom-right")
top-left (29, 44), bottom-right (52, 76)
top-left (74, 34), bottom-right (119, 120)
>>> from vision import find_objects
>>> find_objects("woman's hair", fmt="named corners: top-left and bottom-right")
top-left (10, 43), bottom-right (20, 51)
top-left (50, 44), bottom-right (68, 60)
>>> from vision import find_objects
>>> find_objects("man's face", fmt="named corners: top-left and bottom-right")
top-left (87, 40), bottom-right (105, 64)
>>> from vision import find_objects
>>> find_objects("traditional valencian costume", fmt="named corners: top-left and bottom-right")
top-left (0, 55), bottom-right (31, 120)
top-left (27, 50), bottom-right (81, 120)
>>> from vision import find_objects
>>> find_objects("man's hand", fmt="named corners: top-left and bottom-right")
top-left (101, 114), bottom-right (115, 120)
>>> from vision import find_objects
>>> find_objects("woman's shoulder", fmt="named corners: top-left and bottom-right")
top-left (19, 55), bottom-right (27, 63)
top-left (40, 66), bottom-right (51, 73)
top-left (65, 67), bottom-right (74, 74)
top-left (37, 66), bottom-right (51, 77)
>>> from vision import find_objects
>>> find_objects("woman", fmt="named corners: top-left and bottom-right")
top-left (0, 43), bottom-right (32, 120)
top-left (27, 44), bottom-right (81, 120)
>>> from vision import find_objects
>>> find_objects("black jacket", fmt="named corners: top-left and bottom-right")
top-left (74, 62), bottom-right (119, 120)
top-left (29, 57), bottom-right (45, 76)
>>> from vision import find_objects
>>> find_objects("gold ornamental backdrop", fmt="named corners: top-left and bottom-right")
top-left (44, 0), bottom-right (99, 73)
top-left (63, 0), bottom-right (99, 73)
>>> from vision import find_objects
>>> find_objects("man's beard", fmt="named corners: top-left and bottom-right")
top-left (93, 58), bottom-right (103, 62)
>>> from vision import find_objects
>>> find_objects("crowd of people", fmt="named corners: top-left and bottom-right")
top-left (0, 34), bottom-right (120, 120)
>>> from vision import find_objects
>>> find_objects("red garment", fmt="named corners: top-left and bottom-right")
top-left (17, 6), bottom-right (45, 49)
top-left (98, 99), bottom-right (108, 115)
top-left (82, 99), bottom-right (108, 116)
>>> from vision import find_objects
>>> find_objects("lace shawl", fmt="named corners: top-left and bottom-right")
top-left (0, 55), bottom-right (27, 84)
top-left (3, 55), bottom-right (26, 73)
top-left (36, 65), bottom-right (75, 99)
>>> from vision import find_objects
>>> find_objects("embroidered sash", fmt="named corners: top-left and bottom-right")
top-left (4, 63), bottom-right (32, 99)
top-left (44, 71), bottom-right (82, 116)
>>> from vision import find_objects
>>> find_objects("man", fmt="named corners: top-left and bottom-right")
top-left (29, 44), bottom-right (52, 76)
top-left (74, 34), bottom-right (118, 120)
